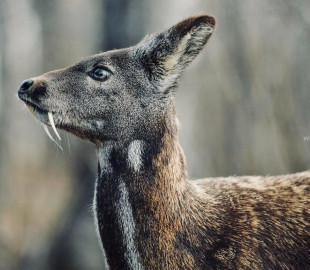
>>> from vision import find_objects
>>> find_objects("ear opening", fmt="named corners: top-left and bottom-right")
top-left (134, 15), bottom-right (216, 92)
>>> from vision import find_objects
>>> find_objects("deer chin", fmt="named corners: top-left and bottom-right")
top-left (25, 101), bottom-right (50, 125)
top-left (56, 118), bottom-right (107, 144)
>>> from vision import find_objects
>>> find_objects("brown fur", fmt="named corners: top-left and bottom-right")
top-left (116, 107), bottom-right (310, 269)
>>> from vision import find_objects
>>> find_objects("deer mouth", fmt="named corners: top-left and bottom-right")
top-left (24, 100), bottom-right (48, 117)
top-left (21, 97), bottom-right (49, 121)
top-left (22, 99), bottom-right (63, 148)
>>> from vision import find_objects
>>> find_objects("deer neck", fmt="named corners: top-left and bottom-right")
top-left (94, 110), bottom-right (189, 269)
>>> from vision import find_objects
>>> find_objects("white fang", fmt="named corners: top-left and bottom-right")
top-left (42, 123), bottom-right (55, 141)
top-left (48, 111), bottom-right (61, 141)
top-left (117, 180), bottom-right (144, 270)
top-left (127, 140), bottom-right (144, 172)
top-left (42, 123), bottom-right (63, 151)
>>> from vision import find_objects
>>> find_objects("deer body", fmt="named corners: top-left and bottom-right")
top-left (18, 15), bottom-right (310, 269)
top-left (94, 109), bottom-right (310, 270)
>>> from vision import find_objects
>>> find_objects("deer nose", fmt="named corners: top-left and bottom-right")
top-left (18, 79), bottom-right (34, 94)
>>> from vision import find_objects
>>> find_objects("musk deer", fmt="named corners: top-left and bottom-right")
top-left (18, 15), bottom-right (310, 270)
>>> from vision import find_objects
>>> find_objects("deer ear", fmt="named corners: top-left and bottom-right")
top-left (134, 15), bottom-right (215, 92)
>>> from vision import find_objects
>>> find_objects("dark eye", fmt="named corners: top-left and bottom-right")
top-left (89, 67), bottom-right (111, 81)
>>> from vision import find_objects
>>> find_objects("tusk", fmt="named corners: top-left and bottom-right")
top-left (48, 111), bottom-right (61, 141)
top-left (42, 123), bottom-right (63, 151)
top-left (42, 123), bottom-right (55, 141)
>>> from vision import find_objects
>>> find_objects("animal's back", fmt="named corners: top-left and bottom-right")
top-left (192, 171), bottom-right (310, 269)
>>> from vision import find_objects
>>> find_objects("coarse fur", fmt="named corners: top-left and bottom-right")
top-left (18, 15), bottom-right (310, 269)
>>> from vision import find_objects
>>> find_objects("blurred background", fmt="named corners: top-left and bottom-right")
top-left (1, 0), bottom-right (310, 269)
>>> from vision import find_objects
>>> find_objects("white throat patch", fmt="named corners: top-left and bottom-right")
top-left (117, 179), bottom-right (144, 269)
top-left (127, 140), bottom-right (145, 172)
top-left (96, 141), bottom-right (144, 269)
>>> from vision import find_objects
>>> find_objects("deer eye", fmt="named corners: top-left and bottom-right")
top-left (89, 67), bottom-right (111, 81)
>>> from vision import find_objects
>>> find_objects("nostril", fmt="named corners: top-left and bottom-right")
top-left (19, 79), bottom-right (34, 93)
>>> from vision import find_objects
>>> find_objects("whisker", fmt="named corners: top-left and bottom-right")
top-left (42, 123), bottom-right (64, 151)
top-left (65, 133), bottom-right (71, 155)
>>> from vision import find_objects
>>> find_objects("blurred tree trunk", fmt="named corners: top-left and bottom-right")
top-left (46, 159), bottom-right (96, 270)
top-left (0, 1), bottom-right (45, 269)
top-left (102, 0), bottom-right (146, 50)
top-left (0, 3), bottom-right (7, 265)
top-left (0, 1), bottom-right (5, 183)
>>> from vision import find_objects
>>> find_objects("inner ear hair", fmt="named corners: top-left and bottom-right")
top-left (168, 15), bottom-right (216, 68)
